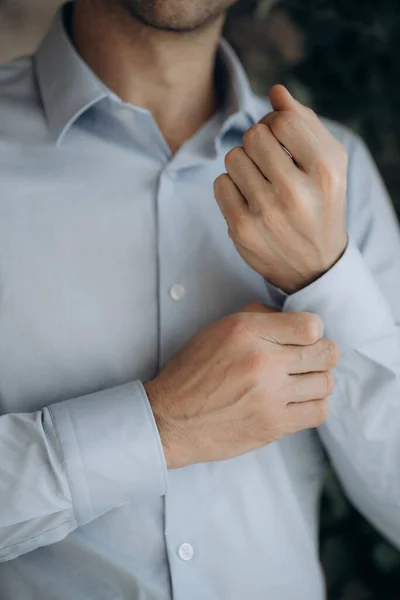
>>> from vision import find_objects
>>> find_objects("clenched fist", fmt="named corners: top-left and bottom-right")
top-left (214, 85), bottom-right (348, 293)
top-left (145, 303), bottom-right (339, 470)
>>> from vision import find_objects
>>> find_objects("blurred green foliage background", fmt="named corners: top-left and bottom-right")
top-left (225, 2), bottom-right (400, 598)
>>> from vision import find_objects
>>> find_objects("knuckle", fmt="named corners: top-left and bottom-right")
top-left (315, 155), bottom-right (345, 196)
top-left (269, 111), bottom-right (296, 134)
top-left (314, 154), bottom-right (331, 176)
top-left (227, 313), bottom-right (250, 342)
top-left (231, 212), bottom-right (251, 244)
top-left (323, 340), bottom-right (340, 368)
top-left (243, 123), bottom-right (267, 150)
top-left (304, 313), bottom-right (324, 343)
top-left (294, 312), bottom-right (323, 344)
top-left (213, 173), bottom-right (232, 200)
top-left (214, 173), bottom-right (231, 194)
top-left (243, 350), bottom-right (267, 378)
top-left (327, 169), bottom-right (343, 193)
top-left (225, 146), bottom-right (244, 171)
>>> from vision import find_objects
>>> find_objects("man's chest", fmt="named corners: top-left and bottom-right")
top-left (0, 149), bottom-right (270, 413)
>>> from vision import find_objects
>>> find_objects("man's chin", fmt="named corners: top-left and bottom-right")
top-left (118, 0), bottom-right (232, 33)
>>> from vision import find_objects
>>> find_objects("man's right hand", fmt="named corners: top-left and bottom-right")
top-left (145, 302), bottom-right (339, 469)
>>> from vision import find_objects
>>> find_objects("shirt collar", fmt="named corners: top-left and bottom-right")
top-left (217, 38), bottom-right (260, 128)
top-left (34, 2), bottom-right (260, 145)
top-left (35, 3), bottom-right (109, 144)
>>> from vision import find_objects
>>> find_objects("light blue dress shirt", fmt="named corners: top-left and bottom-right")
top-left (1, 4), bottom-right (400, 599)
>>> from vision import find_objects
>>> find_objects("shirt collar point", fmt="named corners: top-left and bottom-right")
top-left (35, 3), bottom-right (109, 143)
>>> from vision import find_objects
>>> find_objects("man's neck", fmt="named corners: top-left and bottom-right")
top-left (72, 1), bottom-right (226, 153)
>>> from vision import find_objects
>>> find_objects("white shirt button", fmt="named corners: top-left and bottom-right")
top-left (178, 543), bottom-right (194, 561)
top-left (169, 284), bottom-right (185, 301)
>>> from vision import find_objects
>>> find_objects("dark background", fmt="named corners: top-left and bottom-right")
top-left (225, 2), bottom-right (400, 598)
top-left (1, 0), bottom-right (400, 597)
top-left (226, 0), bottom-right (400, 215)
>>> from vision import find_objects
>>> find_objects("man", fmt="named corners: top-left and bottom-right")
top-left (0, 1), bottom-right (399, 598)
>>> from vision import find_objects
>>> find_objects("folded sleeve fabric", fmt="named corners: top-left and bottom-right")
top-left (283, 132), bottom-right (400, 550)
top-left (0, 381), bottom-right (168, 562)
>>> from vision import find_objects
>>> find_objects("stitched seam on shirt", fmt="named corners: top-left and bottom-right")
top-left (48, 406), bottom-right (79, 525)
top-left (64, 403), bottom-right (93, 524)
top-left (0, 519), bottom-right (76, 553)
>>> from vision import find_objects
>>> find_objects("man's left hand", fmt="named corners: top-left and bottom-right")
top-left (214, 85), bottom-right (348, 294)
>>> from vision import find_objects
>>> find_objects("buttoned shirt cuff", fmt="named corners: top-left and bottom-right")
top-left (49, 380), bottom-right (168, 526)
top-left (283, 241), bottom-right (395, 351)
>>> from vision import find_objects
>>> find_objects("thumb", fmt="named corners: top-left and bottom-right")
top-left (267, 85), bottom-right (327, 140)
top-left (269, 84), bottom-right (302, 116)
top-left (239, 301), bottom-right (278, 314)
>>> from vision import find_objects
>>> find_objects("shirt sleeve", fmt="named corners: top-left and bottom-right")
top-left (283, 132), bottom-right (400, 551)
top-left (0, 380), bottom-right (168, 562)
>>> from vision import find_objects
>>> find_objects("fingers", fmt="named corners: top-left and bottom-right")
top-left (269, 84), bottom-right (302, 115)
top-left (287, 397), bottom-right (330, 430)
top-left (218, 86), bottom-right (345, 210)
top-left (265, 85), bottom-right (346, 174)
top-left (214, 173), bottom-right (250, 228)
top-left (224, 146), bottom-right (273, 213)
top-left (242, 123), bottom-right (297, 184)
top-left (268, 84), bottom-right (332, 144)
top-left (288, 371), bottom-right (335, 403)
top-left (249, 311), bottom-right (324, 346)
top-left (261, 110), bottom-right (324, 174)
top-left (286, 339), bottom-right (339, 374)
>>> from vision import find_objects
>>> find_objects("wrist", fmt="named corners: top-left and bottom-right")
top-left (144, 380), bottom-right (192, 470)
top-left (277, 235), bottom-right (348, 295)
top-left (283, 240), bottom-right (395, 350)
